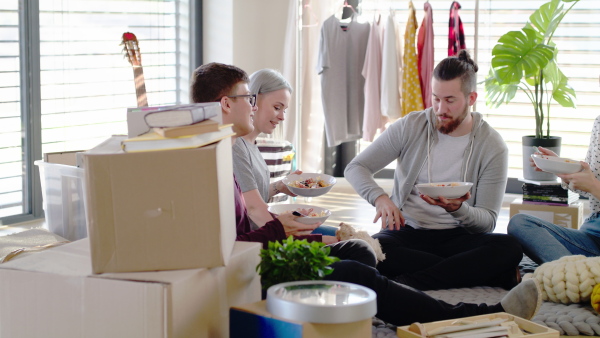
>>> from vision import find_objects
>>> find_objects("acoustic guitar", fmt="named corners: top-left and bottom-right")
top-left (121, 32), bottom-right (148, 107)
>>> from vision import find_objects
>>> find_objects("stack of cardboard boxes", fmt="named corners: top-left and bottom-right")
top-left (0, 104), bottom-right (262, 337)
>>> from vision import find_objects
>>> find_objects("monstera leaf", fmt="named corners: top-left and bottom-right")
top-left (491, 28), bottom-right (554, 86)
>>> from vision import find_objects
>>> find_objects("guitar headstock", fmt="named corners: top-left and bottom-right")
top-left (121, 32), bottom-right (142, 66)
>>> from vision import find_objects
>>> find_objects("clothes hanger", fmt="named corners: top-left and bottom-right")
top-left (342, 0), bottom-right (357, 13)
top-left (338, 0), bottom-right (357, 20)
top-left (302, 0), bottom-right (319, 28)
top-left (338, 0), bottom-right (358, 30)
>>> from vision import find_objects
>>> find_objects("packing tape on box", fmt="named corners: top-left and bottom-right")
top-left (1, 241), bottom-right (70, 263)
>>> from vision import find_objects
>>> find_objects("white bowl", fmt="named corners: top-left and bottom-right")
top-left (531, 154), bottom-right (583, 175)
top-left (268, 203), bottom-right (331, 225)
top-left (416, 182), bottom-right (474, 199)
top-left (282, 173), bottom-right (337, 197)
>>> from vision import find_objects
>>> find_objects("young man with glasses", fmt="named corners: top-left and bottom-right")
top-left (190, 62), bottom-right (257, 138)
top-left (189, 62), bottom-right (542, 326)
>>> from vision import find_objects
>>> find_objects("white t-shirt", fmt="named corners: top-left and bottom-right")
top-left (317, 14), bottom-right (370, 147)
top-left (403, 131), bottom-right (471, 229)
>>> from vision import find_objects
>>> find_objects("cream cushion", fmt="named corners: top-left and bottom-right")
top-left (532, 255), bottom-right (600, 304)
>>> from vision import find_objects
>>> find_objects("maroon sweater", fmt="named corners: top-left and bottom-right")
top-left (234, 177), bottom-right (321, 248)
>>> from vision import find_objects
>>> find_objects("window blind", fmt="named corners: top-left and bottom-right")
top-left (0, 1), bottom-right (22, 217)
top-left (0, 0), bottom-right (191, 220)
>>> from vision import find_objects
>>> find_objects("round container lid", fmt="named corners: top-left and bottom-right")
top-left (266, 280), bottom-right (377, 324)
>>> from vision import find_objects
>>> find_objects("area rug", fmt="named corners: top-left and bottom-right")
top-left (424, 286), bottom-right (600, 336)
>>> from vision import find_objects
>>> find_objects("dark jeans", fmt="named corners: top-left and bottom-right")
top-left (324, 260), bottom-right (503, 326)
top-left (327, 238), bottom-right (378, 267)
top-left (373, 227), bottom-right (523, 290)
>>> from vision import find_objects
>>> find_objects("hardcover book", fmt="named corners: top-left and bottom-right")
top-left (121, 124), bottom-right (234, 152)
top-left (126, 102), bottom-right (221, 137)
top-left (144, 103), bottom-right (220, 127)
top-left (153, 119), bottom-right (220, 138)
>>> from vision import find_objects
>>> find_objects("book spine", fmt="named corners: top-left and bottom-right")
top-left (192, 104), bottom-right (219, 122)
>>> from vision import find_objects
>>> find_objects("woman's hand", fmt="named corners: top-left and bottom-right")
top-left (280, 170), bottom-right (303, 196)
top-left (274, 180), bottom-right (295, 197)
top-left (277, 213), bottom-right (320, 237)
top-left (374, 194), bottom-right (404, 230)
top-left (531, 146), bottom-right (558, 171)
top-left (558, 162), bottom-right (600, 196)
top-left (420, 191), bottom-right (471, 212)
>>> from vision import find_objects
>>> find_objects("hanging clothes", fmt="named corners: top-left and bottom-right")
top-left (417, 1), bottom-right (434, 109)
top-left (361, 15), bottom-right (385, 142)
top-left (401, 1), bottom-right (424, 117)
top-left (317, 14), bottom-right (370, 147)
top-left (381, 11), bottom-right (402, 121)
top-left (448, 1), bottom-right (466, 56)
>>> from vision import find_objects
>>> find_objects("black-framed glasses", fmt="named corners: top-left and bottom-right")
top-left (226, 94), bottom-right (257, 107)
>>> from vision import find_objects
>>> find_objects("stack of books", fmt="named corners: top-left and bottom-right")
top-left (122, 102), bottom-right (234, 152)
top-left (522, 181), bottom-right (579, 206)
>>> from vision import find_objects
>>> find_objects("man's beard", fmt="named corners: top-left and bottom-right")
top-left (436, 104), bottom-right (469, 134)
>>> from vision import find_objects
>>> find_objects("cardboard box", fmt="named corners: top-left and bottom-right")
top-left (510, 198), bottom-right (584, 229)
top-left (396, 312), bottom-right (558, 338)
top-left (83, 137), bottom-right (235, 273)
top-left (230, 301), bottom-right (372, 338)
top-left (0, 239), bottom-right (261, 338)
top-left (35, 159), bottom-right (88, 241)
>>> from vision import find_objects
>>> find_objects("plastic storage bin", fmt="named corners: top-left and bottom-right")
top-left (35, 160), bottom-right (87, 241)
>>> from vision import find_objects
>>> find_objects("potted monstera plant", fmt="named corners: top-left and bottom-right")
top-left (484, 0), bottom-right (578, 180)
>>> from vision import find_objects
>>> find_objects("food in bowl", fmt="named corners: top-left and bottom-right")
top-left (288, 177), bottom-right (332, 189)
top-left (282, 173), bottom-right (336, 197)
top-left (415, 182), bottom-right (473, 199)
top-left (531, 154), bottom-right (583, 175)
top-left (268, 204), bottom-right (331, 225)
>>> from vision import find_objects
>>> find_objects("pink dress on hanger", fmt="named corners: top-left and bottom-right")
top-left (417, 1), bottom-right (434, 109)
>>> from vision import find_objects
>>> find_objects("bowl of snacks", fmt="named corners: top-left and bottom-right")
top-left (531, 154), bottom-right (583, 175)
top-left (282, 173), bottom-right (337, 197)
top-left (268, 203), bottom-right (331, 225)
top-left (416, 182), bottom-right (473, 199)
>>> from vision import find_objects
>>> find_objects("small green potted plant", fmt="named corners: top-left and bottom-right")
top-left (484, 0), bottom-right (578, 180)
top-left (256, 236), bottom-right (340, 291)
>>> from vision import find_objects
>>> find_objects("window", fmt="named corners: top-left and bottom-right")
top-left (0, 0), bottom-right (194, 223)
top-left (358, 0), bottom-right (600, 179)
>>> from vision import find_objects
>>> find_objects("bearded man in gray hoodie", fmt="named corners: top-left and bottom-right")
top-left (345, 50), bottom-right (523, 291)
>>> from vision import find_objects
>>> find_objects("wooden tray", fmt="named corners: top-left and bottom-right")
top-left (397, 312), bottom-right (559, 338)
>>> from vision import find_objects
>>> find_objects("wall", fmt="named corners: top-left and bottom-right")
top-left (202, 0), bottom-right (290, 74)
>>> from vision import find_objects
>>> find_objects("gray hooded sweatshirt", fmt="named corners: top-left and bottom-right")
top-left (344, 108), bottom-right (508, 234)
